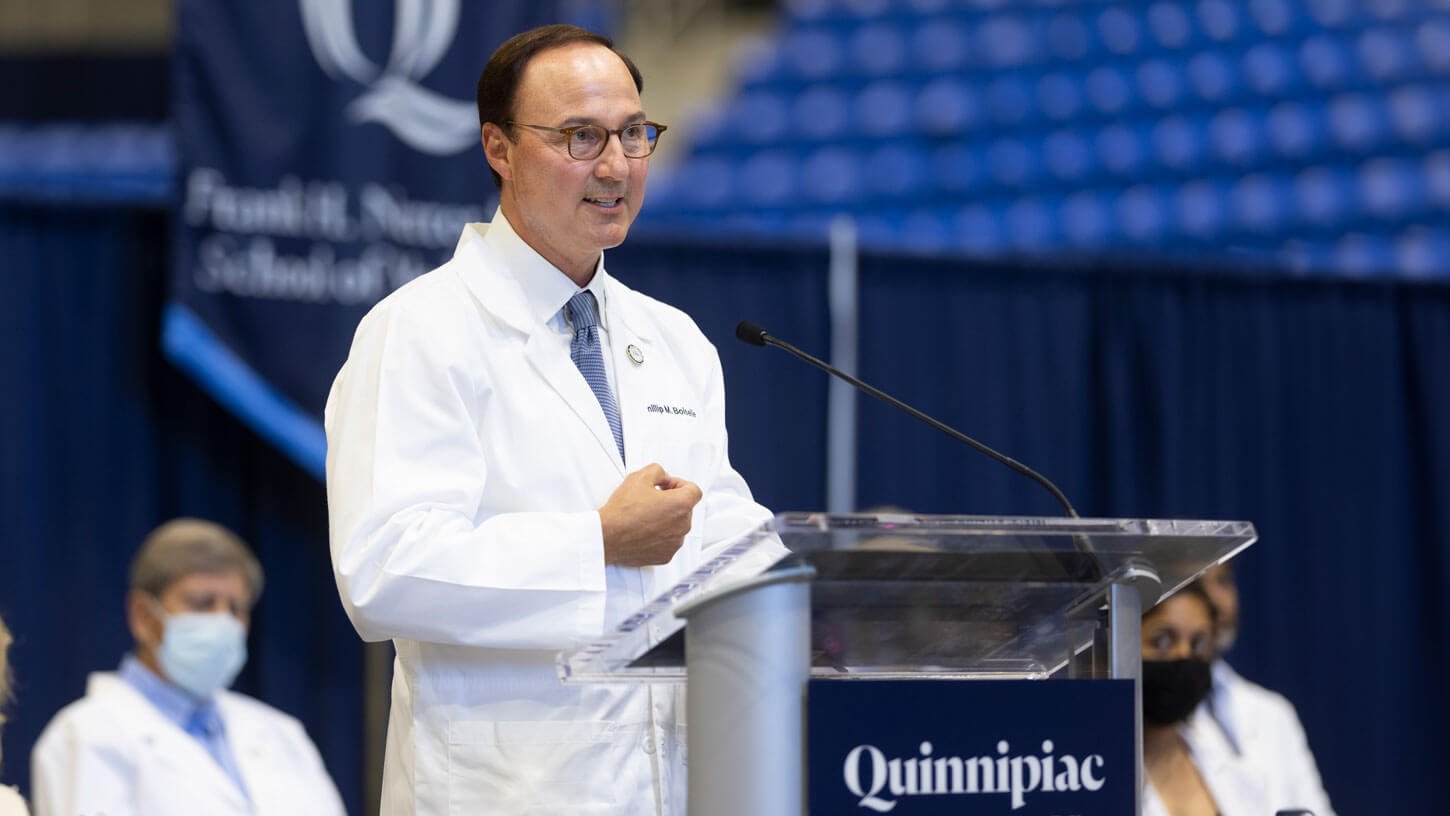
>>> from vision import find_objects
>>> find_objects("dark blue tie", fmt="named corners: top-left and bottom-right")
top-left (566, 291), bottom-right (625, 462)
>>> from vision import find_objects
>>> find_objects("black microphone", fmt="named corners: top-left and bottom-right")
top-left (735, 320), bottom-right (1079, 518)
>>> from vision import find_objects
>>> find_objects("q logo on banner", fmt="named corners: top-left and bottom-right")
top-left (300, 0), bottom-right (478, 156)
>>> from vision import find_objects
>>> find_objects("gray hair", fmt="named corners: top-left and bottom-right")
top-left (129, 518), bottom-right (265, 604)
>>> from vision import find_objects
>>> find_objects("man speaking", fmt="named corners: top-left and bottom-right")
top-left (325, 24), bottom-right (772, 814)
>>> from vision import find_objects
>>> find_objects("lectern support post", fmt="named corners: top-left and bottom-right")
top-left (676, 566), bottom-right (816, 816)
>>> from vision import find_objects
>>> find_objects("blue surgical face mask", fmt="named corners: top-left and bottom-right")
top-left (152, 601), bottom-right (248, 699)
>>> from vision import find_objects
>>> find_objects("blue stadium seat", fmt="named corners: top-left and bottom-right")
top-left (1094, 124), bottom-right (1148, 177)
top-left (740, 150), bottom-right (799, 206)
top-left (1084, 65), bottom-right (1133, 116)
top-left (1044, 129), bottom-right (1093, 181)
top-left (850, 22), bottom-right (907, 77)
top-left (1207, 108), bottom-right (1268, 167)
top-left (1358, 157), bottom-right (1425, 219)
top-left (865, 142), bottom-right (929, 198)
top-left (1247, 0), bottom-right (1296, 37)
top-left (854, 81), bottom-right (913, 138)
top-left (1060, 190), bottom-right (1114, 247)
top-left (1333, 232), bottom-right (1395, 274)
top-left (898, 209), bottom-right (953, 253)
top-left (930, 143), bottom-right (983, 194)
top-left (1146, 2), bottom-right (1194, 50)
top-left (1004, 196), bottom-right (1059, 250)
top-left (1299, 34), bottom-right (1355, 90)
top-left (1136, 59), bottom-right (1187, 110)
top-left (953, 204), bottom-right (1006, 254)
top-left (730, 90), bottom-right (790, 145)
top-left (1395, 228), bottom-right (1450, 276)
top-left (1173, 179), bottom-right (1232, 238)
top-left (1186, 50), bottom-right (1239, 103)
top-left (1417, 18), bottom-right (1450, 75)
top-left (1357, 27), bottom-right (1417, 83)
top-left (801, 146), bottom-right (860, 204)
top-left (1151, 115), bottom-right (1207, 170)
top-left (1388, 85), bottom-right (1449, 145)
top-left (785, 28), bottom-right (844, 80)
top-left (984, 138), bottom-right (1040, 188)
top-left (1327, 92), bottom-right (1391, 152)
top-left (1425, 149), bottom-right (1450, 210)
top-left (910, 18), bottom-right (969, 72)
top-left (1096, 6), bottom-right (1143, 57)
top-left (1294, 165), bottom-right (1357, 226)
top-left (1266, 101), bottom-right (1329, 159)
top-left (1304, 0), bottom-right (1356, 30)
top-left (1036, 72), bottom-right (1085, 120)
top-left (1044, 12), bottom-right (1092, 61)
top-left (1241, 42), bottom-right (1301, 97)
top-left (915, 77), bottom-right (981, 136)
top-left (975, 13), bottom-right (1038, 68)
top-left (1230, 173), bottom-right (1293, 234)
top-left (1196, 0), bottom-right (1245, 45)
top-left (985, 74), bottom-right (1034, 126)
top-left (674, 156), bottom-right (735, 211)
top-left (1115, 184), bottom-right (1171, 242)
top-left (794, 84), bottom-right (851, 141)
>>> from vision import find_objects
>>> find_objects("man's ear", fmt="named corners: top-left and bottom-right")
top-left (481, 122), bottom-right (513, 184)
top-left (126, 589), bottom-right (161, 649)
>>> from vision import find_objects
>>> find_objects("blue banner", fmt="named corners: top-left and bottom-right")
top-left (808, 679), bottom-right (1135, 815)
top-left (169, 0), bottom-right (561, 476)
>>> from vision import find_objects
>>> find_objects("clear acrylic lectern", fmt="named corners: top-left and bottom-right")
top-left (558, 513), bottom-right (1255, 816)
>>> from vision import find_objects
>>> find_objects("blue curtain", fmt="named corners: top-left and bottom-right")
top-left (0, 205), bottom-right (363, 813)
top-left (4, 210), bottom-right (1447, 813)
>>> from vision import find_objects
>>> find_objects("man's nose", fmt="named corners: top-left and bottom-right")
top-left (594, 133), bottom-right (630, 179)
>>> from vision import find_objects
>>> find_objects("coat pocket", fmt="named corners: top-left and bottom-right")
top-left (447, 719), bottom-right (636, 815)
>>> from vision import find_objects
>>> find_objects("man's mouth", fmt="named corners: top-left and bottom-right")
top-left (584, 196), bottom-right (623, 209)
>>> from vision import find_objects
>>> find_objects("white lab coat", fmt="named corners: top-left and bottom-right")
top-left (30, 672), bottom-right (345, 816)
top-left (1203, 661), bottom-right (1336, 816)
top-left (1144, 707), bottom-right (1274, 816)
top-left (325, 218), bottom-right (773, 814)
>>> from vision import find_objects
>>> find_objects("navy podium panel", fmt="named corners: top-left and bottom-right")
top-left (808, 679), bottom-right (1134, 815)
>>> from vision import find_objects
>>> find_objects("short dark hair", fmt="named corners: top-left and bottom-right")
top-left (475, 24), bottom-right (645, 188)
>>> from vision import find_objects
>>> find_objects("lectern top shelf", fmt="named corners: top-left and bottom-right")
top-left (557, 513), bottom-right (1256, 684)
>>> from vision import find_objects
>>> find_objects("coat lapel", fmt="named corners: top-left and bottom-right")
top-left (97, 676), bottom-right (250, 811)
top-left (456, 231), bottom-right (626, 476)
top-left (606, 280), bottom-right (658, 473)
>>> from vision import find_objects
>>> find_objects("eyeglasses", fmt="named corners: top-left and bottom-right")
top-left (507, 121), bottom-right (667, 160)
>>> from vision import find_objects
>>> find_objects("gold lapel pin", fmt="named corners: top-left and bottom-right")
top-left (627, 344), bottom-right (644, 365)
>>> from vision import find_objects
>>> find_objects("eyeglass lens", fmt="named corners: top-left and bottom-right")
top-left (569, 124), bottom-right (660, 159)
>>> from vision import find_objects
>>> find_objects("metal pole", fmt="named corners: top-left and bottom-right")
top-left (826, 216), bottom-right (858, 514)
top-left (677, 566), bottom-right (815, 816)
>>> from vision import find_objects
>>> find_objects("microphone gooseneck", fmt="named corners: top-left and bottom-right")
top-left (734, 320), bottom-right (1080, 519)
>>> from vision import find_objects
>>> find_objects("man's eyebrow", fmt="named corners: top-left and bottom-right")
top-left (556, 112), bottom-right (648, 127)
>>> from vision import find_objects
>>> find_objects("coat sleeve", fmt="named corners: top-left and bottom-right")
top-left (325, 287), bottom-right (608, 651)
top-left (31, 709), bottom-right (136, 816)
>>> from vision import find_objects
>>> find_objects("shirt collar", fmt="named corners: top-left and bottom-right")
top-left (119, 653), bottom-right (213, 730)
top-left (478, 208), bottom-right (613, 331)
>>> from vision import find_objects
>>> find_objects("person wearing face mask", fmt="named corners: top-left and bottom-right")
top-left (1141, 582), bottom-right (1275, 816)
top-left (29, 519), bottom-right (345, 816)
top-left (1197, 562), bottom-right (1335, 816)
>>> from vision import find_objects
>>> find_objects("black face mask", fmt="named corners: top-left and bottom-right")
top-left (1141, 658), bottom-right (1213, 725)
